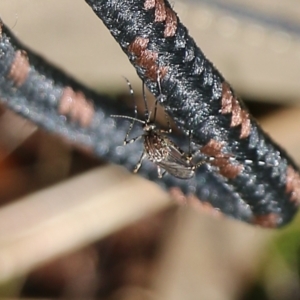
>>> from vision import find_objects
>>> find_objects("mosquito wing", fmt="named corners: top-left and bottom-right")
top-left (157, 142), bottom-right (195, 179)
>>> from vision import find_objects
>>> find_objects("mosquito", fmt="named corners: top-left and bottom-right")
top-left (111, 78), bottom-right (205, 179)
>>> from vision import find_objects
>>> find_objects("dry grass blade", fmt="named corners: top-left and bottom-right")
top-left (0, 165), bottom-right (172, 283)
top-left (153, 209), bottom-right (273, 300)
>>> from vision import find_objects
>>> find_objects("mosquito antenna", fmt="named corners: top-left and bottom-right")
top-left (120, 77), bottom-right (141, 139)
top-left (110, 115), bottom-right (145, 124)
top-left (156, 71), bottom-right (171, 132)
top-left (188, 130), bottom-right (192, 156)
top-left (152, 72), bottom-right (163, 123)
top-left (142, 83), bottom-right (150, 122)
top-left (11, 13), bottom-right (19, 30)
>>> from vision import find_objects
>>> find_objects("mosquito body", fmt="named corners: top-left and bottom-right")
top-left (137, 122), bottom-right (196, 179)
top-left (111, 79), bottom-right (203, 179)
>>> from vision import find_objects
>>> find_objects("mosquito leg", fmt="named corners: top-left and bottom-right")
top-left (151, 98), bottom-right (158, 123)
top-left (124, 134), bottom-right (142, 145)
top-left (156, 70), bottom-right (172, 133)
top-left (142, 83), bottom-right (150, 121)
top-left (152, 72), bottom-right (160, 122)
top-left (193, 159), bottom-right (207, 171)
top-left (123, 122), bottom-right (135, 144)
top-left (157, 166), bottom-right (167, 178)
top-left (157, 166), bottom-right (162, 178)
top-left (185, 130), bottom-right (197, 165)
top-left (123, 77), bottom-right (138, 143)
top-left (133, 151), bottom-right (147, 173)
top-left (164, 111), bottom-right (172, 133)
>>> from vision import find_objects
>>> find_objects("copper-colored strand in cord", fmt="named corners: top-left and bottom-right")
top-left (144, 0), bottom-right (156, 10)
top-left (201, 139), bottom-right (243, 179)
top-left (221, 82), bottom-right (251, 139)
top-left (286, 165), bottom-right (300, 204)
top-left (252, 213), bottom-right (280, 228)
top-left (7, 50), bottom-right (30, 87)
top-left (164, 7), bottom-right (177, 37)
top-left (128, 36), bottom-right (167, 80)
top-left (144, 0), bottom-right (178, 37)
top-left (154, 0), bottom-right (166, 22)
top-left (169, 187), bottom-right (223, 218)
top-left (58, 86), bottom-right (95, 128)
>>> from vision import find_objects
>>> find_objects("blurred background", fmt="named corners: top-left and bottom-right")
top-left (0, 0), bottom-right (300, 299)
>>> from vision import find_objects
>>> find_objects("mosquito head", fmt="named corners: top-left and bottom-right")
top-left (143, 122), bottom-right (156, 132)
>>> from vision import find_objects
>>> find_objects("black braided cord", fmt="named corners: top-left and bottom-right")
top-left (0, 19), bottom-right (253, 224)
top-left (0, 0), bottom-right (299, 227)
top-left (83, 0), bottom-right (300, 227)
